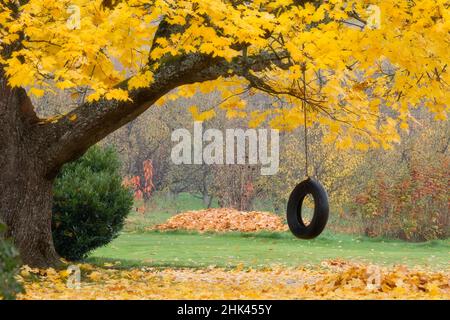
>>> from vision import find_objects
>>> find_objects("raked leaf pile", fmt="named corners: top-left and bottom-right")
top-left (151, 208), bottom-right (288, 233)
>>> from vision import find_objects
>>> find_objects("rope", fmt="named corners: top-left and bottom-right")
top-left (301, 64), bottom-right (309, 178)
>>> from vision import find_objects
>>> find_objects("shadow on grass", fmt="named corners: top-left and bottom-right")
top-left (85, 256), bottom-right (258, 270)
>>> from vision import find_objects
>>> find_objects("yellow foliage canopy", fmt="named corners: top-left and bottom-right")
top-left (1, 0), bottom-right (449, 148)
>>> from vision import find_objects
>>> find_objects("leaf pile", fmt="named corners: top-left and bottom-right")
top-left (151, 208), bottom-right (288, 233)
top-left (307, 262), bottom-right (450, 299)
top-left (17, 263), bottom-right (449, 300)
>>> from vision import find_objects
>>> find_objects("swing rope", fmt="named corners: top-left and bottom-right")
top-left (301, 64), bottom-right (309, 178)
top-left (287, 65), bottom-right (330, 240)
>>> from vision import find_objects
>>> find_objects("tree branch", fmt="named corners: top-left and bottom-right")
top-left (41, 54), bottom-right (219, 177)
top-left (41, 49), bottom-right (286, 177)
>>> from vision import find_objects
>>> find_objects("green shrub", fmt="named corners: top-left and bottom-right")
top-left (52, 146), bottom-right (133, 261)
top-left (0, 224), bottom-right (24, 300)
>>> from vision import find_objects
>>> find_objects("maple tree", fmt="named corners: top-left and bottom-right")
top-left (0, 0), bottom-right (448, 267)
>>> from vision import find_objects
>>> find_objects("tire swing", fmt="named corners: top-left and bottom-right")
top-left (286, 178), bottom-right (329, 239)
top-left (286, 67), bottom-right (329, 239)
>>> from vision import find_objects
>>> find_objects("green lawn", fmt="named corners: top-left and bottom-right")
top-left (123, 192), bottom-right (219, 233)
top-left (90, 231), bottom-right (450, 269)
top-left (94, 192), bottom-right (449, 270)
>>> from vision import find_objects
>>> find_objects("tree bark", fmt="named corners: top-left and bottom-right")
top-left (0, 75), bottom-right (60, 267)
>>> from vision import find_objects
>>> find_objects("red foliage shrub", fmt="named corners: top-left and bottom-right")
top-left (351, 159), bottom-right (449, 241)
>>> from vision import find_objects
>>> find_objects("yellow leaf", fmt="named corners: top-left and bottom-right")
top-left (29, 87), bottom-right (44, 97)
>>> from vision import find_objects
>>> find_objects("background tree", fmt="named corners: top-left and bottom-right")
top-left (349, 109), bottom-right (449, 240)
top-left (256, 125), bottom-right (362, 213)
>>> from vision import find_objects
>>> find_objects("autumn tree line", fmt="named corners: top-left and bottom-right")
top-left (35, 91), bottom-right (449, 242)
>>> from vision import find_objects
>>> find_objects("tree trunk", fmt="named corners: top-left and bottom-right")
top-left (202, 194), bottom-right (213, 208)
top-left (0, 76), bottom-right (60, 268)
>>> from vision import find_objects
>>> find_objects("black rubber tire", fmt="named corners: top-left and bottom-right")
top-left (286, 178), bottom-right (329, 239)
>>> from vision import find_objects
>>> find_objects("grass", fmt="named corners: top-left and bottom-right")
top-left (90, 192), bottom-right (449, 270)
top-left (124, 192), bottom-right (219, 232)
top-left (89, 230), bottom-right (450, 270)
